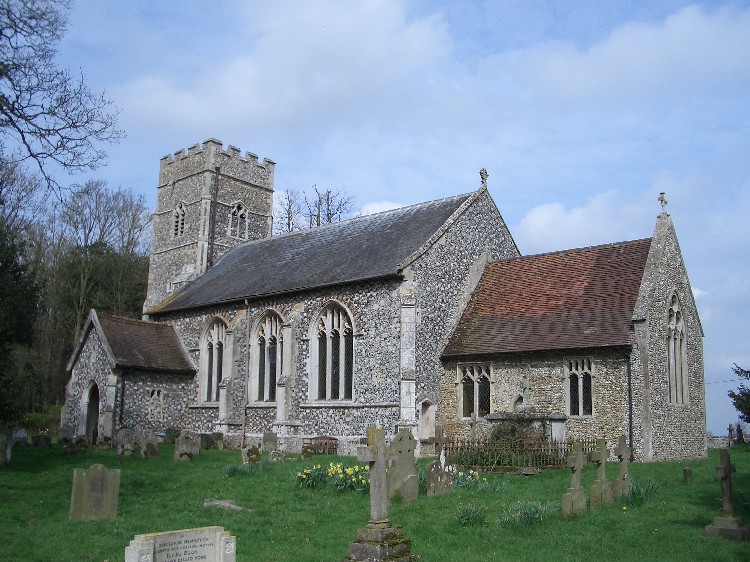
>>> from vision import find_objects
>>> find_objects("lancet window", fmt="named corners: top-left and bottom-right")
top-left (228, 203), bottom-right (248, 239)
top-left (458, 364), bottom-right (491, 418)
top-left (203, 319), bottom-right (227, 402)
top-left (314, 304), bottom-right (354, 401)
top-left (667, 293), bottom-right (689, 404)
top-left (256, 312), bottom-right (283, 402)
top-left (566, 358), bottom-right (593, 416)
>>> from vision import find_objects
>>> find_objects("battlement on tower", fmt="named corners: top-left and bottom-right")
top-left (158, 138), bottom-right (275, 190)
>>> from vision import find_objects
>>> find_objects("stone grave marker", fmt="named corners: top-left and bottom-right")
top-left (125, 526), bottom-right (236, 562)
top-left (31, 434), bottom-right (52, 447)
top-left (241, 445), bottom-right (261, 464)
top-left (704, 449), bottom-right (750, 540)
top-left (269, 450), bottom-right (285, 463)
top-left (69, 464), bottom-right (120, 520)
top-left (683, 467), bottom-right (693, 484)
top-left (115, 427), bottom-right (139, 458)
top-left (589, 438), bottom-right (614, 509)
top-left (345, 427), bottom-right (416, 562)
top-left (562, 442), bottom-right (587, 518)
top-left (0, 428), bottom-right (11, 468)
top-left (13, 427), bottom-right (29, 446)
top-left (386, 428), bottom-right (419, 503)
top-left (262, 431), bottom-right (278, 452)
top-left (426, 428), bottom-right (453, 496)
top-left (174, 430), bottom-right (201, 462)
top-left (612, 435), bottom-right (633, 498)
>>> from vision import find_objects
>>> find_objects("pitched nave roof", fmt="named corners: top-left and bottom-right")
top-left (151, 192), bottom-right (473, 314)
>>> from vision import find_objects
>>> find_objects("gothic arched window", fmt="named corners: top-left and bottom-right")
top-left (458, 364), bottom-right (491, 418)
top-left (255, 311), bottom-right (282, 402)
top-left (667, 293), bottom-right (688, 404)
top-left (228, 203), bottom-right (248, 239)
top-left (566, 358), bottom-right (593, 417)
top-left (173, 203), bottom-right (186, 237)
top-left (202, 319), bottom-right (227, 402)
top-left (313, 303), bottom-right (354, 401)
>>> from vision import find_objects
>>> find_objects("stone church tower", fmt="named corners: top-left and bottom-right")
top-left (144, 139), bottom-right (275, 311)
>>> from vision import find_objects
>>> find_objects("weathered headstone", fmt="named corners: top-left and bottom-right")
top-left (13, 427), bottom-right (29, 446)
top-left (241, 445), bottom-right (260, 464)
top-left (589, 438), bottom-right (614, 509)
top-left (125, 526), bottom-right (236, 562)
top-left (704, 449), bottom-right (750, 540)
top-left (683, 467), bottom-right (693, 484)
top-left (69, 464), bottom-right (120, 520)
top-left (0, 428), bottom-right (11, 468)
top-left (262, 432), bottom-right (278, 452)
top-left (269, 450), bottom-right (285, 463)
top-left (728, 424), bottom-right (735, 447)
top-left (386, 428), bottom-right (419, 503)
top-left (301, 444), bottom-right (314, 458)
top-left (174, 430), bottom-right (201, 462)
top-left (562, 442), bottom-right (587, 518)
top-left (115, 427), bottom-right (139, 458)
top-left (346, 427), bottom-right (417, 562)
top-left (612, 435), bottom-right (633, 498)
top-left (426, 460), bottom-right (453, 497)
top-left (31, 434), bottom-right (52, 447)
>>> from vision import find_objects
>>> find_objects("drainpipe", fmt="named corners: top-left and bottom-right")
top-left (626, 353), bottom-right (634, 462)
top-left (119, 374), bottom-right (126, 426)
top-left (240, 299), bottom-right (250, 448)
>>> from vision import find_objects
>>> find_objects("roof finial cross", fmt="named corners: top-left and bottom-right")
top-left (479, 168), bottom-right (488, 189)
top-left (658, 192), bottom-right (668, 214)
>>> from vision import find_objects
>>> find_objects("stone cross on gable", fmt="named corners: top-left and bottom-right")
top-left (716, 448), bottom-right (737, 517)
top-left (593, 439), bottom-right (609, 482)
top-left (357, 427), bottom-right (390, 523)
top-left (567, 442), bottom-right (587, 490)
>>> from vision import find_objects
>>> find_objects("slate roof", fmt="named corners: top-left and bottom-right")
top-left (443, 238), bottom-right (652, 358)
top-left (97, 314), bottom-right (194, 373)
top-left (152, 192), bottom-right (473, 314)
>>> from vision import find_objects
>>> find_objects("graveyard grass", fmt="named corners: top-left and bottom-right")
top-left (2, 445), bottom-right (749, 561)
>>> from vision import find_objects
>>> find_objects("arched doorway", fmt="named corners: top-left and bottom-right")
top-left (85, 384), bottom-right (100, 445)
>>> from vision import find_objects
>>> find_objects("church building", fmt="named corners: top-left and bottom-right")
top-left (61, 139), bottom-right (706, 460)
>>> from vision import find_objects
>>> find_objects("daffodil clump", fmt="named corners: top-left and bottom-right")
top-left (295, 462), bottom-right (370, 491)
top-left (453, 469), bottom-right (486, 488)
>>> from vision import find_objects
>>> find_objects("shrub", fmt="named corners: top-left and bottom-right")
top-left (455, 503), bottom-right (487, 526)
top-left (623, 478), bottom-right (658, 506)
top-left (497, 500), bottom-right (556, 528)
top-left (164, 427), bottom-right (180, 444)
top-left (224, 464), bottom-right (260, 478)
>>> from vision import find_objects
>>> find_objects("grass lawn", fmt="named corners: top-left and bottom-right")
top-left (1, 443), bottom-right (749, 561)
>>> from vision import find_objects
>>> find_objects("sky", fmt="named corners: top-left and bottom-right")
top-left (51, 1), bottom-right (749, 435)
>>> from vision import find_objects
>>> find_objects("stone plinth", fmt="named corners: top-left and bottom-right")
top-left (344, 521), bottom-right (417, 562)
top-left (704, 516), bottom-right (750, 541)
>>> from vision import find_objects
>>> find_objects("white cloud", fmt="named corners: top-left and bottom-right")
top-left (692, 287), bottom-right (707, 299)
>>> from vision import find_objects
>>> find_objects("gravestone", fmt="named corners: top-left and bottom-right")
top-left (426, 428), bottom-right (453, 496)
top-left (31, 434), bottom-right (52, 447)
top-left (301, 444), bottom-right (315, 458)
top-left (0, 428), bottom-right (11, 468)
top-left (728, 424), bottom-right (735, 447)
top-left (562, 442), bottom-right (587, 518)
top-left (262, 432), bottom-right (278, 452)
top-left (174, 430), bottom-right (201, 462)
top-left (115, 427), bottom-right (139, 458)
top-left (386, 428), bottom-right (419, 503)
top-left (241, 445), bottom-right (260, 464)
top-left (704, 449), bottom-right (750, 540)
top-left (269, 450), bottom-right (285, 463)
top-left (589, 438), bottom-right (614, 509)
top-left (683, 467), bottom-right (693, 484)
top-left (125, 526), bottom-right (236, 562)
top-left (13, 427), bottom-right (29, 446)
top-left (69, 464), bottom-right (120, 520)
top-left (612, 435), bottom-right (633, 498)
top-left (345, 427), bottom-right (417, 562)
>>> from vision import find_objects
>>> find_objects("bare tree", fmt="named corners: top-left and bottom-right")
top-left (305, 185), bottom-right (355, 227)
top-left (273, 188), bottom-right (305, 234)
top-left (0, 0), bottom-right (122, 191)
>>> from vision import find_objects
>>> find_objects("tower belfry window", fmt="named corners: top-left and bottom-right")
top-left (228, 203), bottom-right (248, 239)
top-left (173, 203), bottom-right (186, 237)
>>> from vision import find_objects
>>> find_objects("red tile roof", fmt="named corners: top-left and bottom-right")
top-left (98, 314), bottom-right (194, 374)
top-left (443, 238), bottom-right (652, 358)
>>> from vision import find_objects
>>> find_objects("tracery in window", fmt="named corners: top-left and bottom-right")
top-left (147, 388), bottom-right (164, 421)
top-left (228, 203), bottom-right (248, 239)
top-left (203, 319), bottom-right (226, 402)
top-left (256, 311), bottom-right (282, 402)
top-left (314, 303), bottom-right (353, 400)
top-left (458, 364), bottom-right (491, 418)
top-left (173, 203), bottom-right (186, 237)
top-left (566, 358), bottom-right (593, 416)
top-left (667, 293), bottom-right (688, 404)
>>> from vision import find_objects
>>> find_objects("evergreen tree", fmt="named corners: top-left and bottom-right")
top-left (728, 364), bottom-right (750, 424)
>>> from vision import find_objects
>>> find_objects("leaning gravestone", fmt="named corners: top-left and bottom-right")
top-left (589, 438), bottom-right (614, 509)
top-left (125, 526), bottom-right (236, 562)
top-left (386, 429), bottom-right (419, 503)
top-left (426, 429), bottom-right (453, 497)
top-left (345, 427), bottom-right (417, 562)
top-left (174, 430), bottom-right (201, 463)
top-left (612, 435), bottom-right (633, 498)
top-left (562, 442), bottom-right (587, 518)
top-left (704, 449), bottom-right (750, 540)
top-left (69, 464), bottom-right (120, 520)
